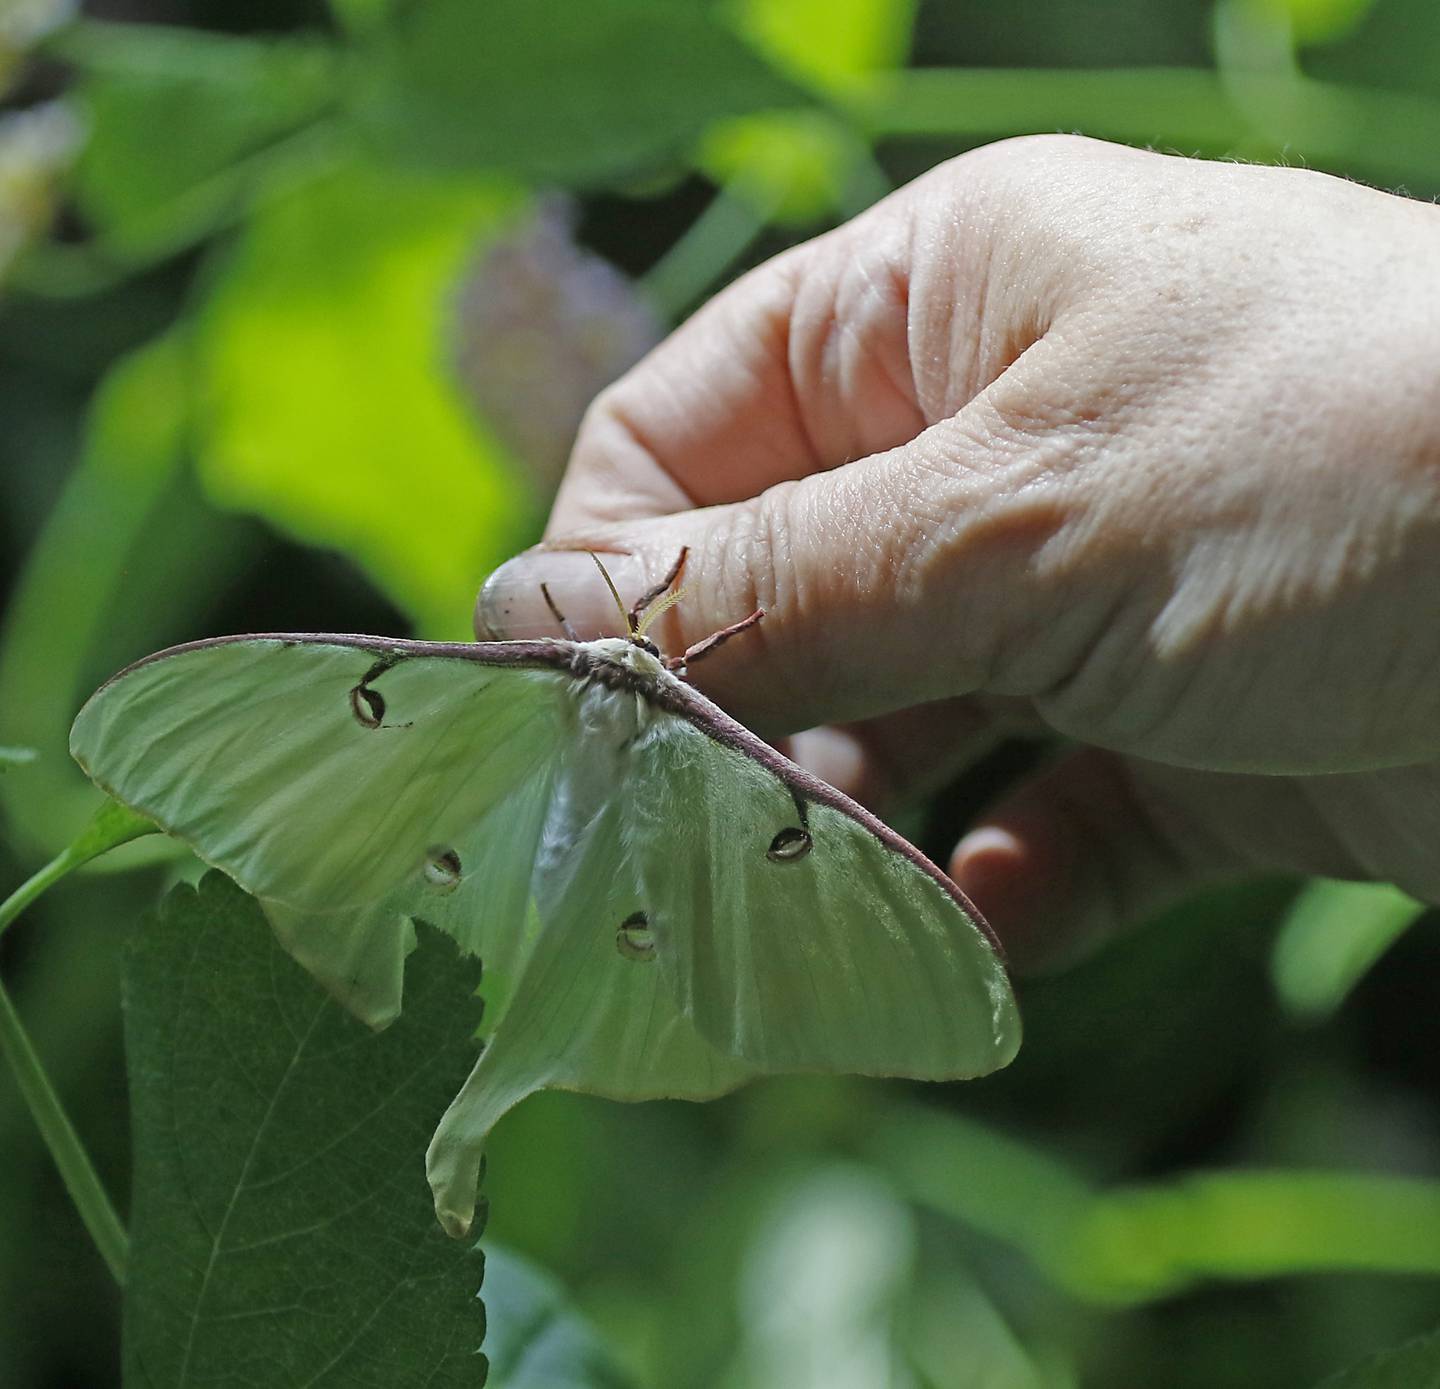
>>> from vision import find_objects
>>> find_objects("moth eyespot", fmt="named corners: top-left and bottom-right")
top-left (615, 911), bottom-right (656, 962)
top-left (350, 685), bottom-right (385, 729)
top-left (424, 847), bottom-right (462, 892)
top-left (767, 828), bottom-right (812, 862)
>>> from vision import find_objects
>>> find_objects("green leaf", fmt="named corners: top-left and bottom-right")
top-left (196, 162), bottom-right (534, 637)
top-left (873, 1103), bottom-right (1440, 1306)
top-left (724, 0), bottom-right (916, 93)
top-left (1271, 879), bottom-right (1427, 1021)
top-left (61, 21), bottom-right (339, 259)
top-left (702, 0), bottom-right (908, 221)
top-left (484, 1245), bottom-right (634, 1389)
top-left (699, 110), bottom-right (872, 223)
top-left (0, 334), bottom-right (190, 853)
top-left (328, 0), bottom-right (396, 41)
top-left (123, 872), bottom-right (487, 1386)
top-left (354, 0), bottom-right (807, 184)
top-left (0, 746), bottom-right (37, 770)
top-left (1260, 0), bottom-right (1380, 46)
top-left (1318, 1327), bottom-right (1440, 1388)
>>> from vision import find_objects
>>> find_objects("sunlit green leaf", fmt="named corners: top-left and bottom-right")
top-left (724, 0), bottom-right (916, 93)
top-left (1271, 879), bottom-right (1427, 1021)
top-left (703, 0), bottom-right (909, 221)
top-left (1318, 1327), bottom-right (1440, 1388)
top-left (123, 872), bottom-right (486, 1385)
top-left (485, 1245), bottom-right (634, 1388)
top-left (1261, 0), bottom-right (1380, 45)
top-left (197, 162), bottom-right (535, 637)
top-left (61, 21), bottom-right (339, 259)
top-left (354, 0), bottom-right (807, 185)
top-left (699, 110), bottom-right (872, 223)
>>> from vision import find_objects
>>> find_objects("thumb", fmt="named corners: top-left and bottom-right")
top-left (476, 399), bottom-right (1063, 737)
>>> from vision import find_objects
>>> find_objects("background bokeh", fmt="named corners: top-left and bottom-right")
top-left (2, 0), bottom-right (1439, 1384)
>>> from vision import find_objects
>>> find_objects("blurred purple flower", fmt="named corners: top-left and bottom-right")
top-left (452, 199), bottom-right (662, 493)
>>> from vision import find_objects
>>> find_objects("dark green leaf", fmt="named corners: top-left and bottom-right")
top-left (63, 22), bottom-right (339, 257)
top-left (484, 1246), bottom-right (634, 1389)
top-left (123, 872), bottom-right (486, 1387)
top-left (1319, 1327), bottom-right (1440, 1388)
top-left (354, 0), bottom-right (809, 184)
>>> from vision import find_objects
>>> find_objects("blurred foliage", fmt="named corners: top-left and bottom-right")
top-left (1272, 880), bottom-right (1428, 1022)
top-left (484, 1244), bottom-right (635, 1389)
top-left (355, 0), bottom-right (806, 184)
top-left (196, 162), bottom-right (531, 637)
top-left (65, 22), bottom-right (337, 260)
top-left (1320, 1327), bottom-right (1440, 1388)
top-left (0, 101), bottom-right (79, 277)
top-left (0, 0), bottom-right (1438, 1384)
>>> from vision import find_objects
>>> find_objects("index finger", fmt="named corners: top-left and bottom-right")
top-left (546, 196), bottom-right (929, 537)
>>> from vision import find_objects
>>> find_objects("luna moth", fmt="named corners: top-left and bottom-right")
top-left (69, 552), bottom-right (1020, 1239)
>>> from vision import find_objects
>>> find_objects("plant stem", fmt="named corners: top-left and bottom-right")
top-left (847, 66), bottom-right (1440, 187)
top-left (0, 977), bottom-right (129, 1282)
top-left (0, 843), bottom-right (90, 941)
top-left (0, 799), bottom-right (158, 941)
top-left (0, 799), bottom-right (159, 1285)
top-left (640, 180), bottom-right (775, 321)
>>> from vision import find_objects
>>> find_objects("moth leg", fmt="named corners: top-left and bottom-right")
top-left (665, 607), bottom-right (764, 674)
top-left (627, 547), bottom-right (689, 630)
top-left (540, 582), bottom-right (581, 642)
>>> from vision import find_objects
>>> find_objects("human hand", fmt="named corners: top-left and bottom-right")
top-left (476, 134), bottom-right (1440, 969)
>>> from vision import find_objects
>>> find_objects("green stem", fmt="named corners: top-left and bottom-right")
top-left (847, 66), bottom-right (1440, 186)
top-left (0, 799), bottom-right (159, 1285)
top-left (0, 799), bottom-right (159, 941)
top-left (0, 978), bottom-right (129, 1282)
top-left (640, 180), bottom-right (776, 321)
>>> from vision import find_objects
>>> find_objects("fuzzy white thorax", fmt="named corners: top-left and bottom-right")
top-left (584, 636), bottom-right (667, 678)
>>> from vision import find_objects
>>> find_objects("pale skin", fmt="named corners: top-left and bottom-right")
top-left (476, 134), bottom-right (1440, 971)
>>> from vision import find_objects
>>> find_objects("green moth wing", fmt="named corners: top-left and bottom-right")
top-left (70, 636), bottom-right (576, 1023)
top-left (69, 631), bottom-right (1020, 1240)
top-left (628, 713), bottom-right (1019, 1078)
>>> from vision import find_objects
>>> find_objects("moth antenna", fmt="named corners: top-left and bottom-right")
top-left (635, 584), bottom-right (691, 639)
top-left (665, 608), bottom-right (765, 672)
top-left (540, 582), bottom-right (580, 643)
top-left (627, 548), bottom-right (690, 629)
top-left (587, 553), bottom-right (633, 633)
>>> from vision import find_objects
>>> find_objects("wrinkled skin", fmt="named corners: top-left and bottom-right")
top-left (477, 134), bottom-right (1440, 970)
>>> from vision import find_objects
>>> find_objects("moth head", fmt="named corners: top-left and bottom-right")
top-left (587, 549), bottom-right (689, 657)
